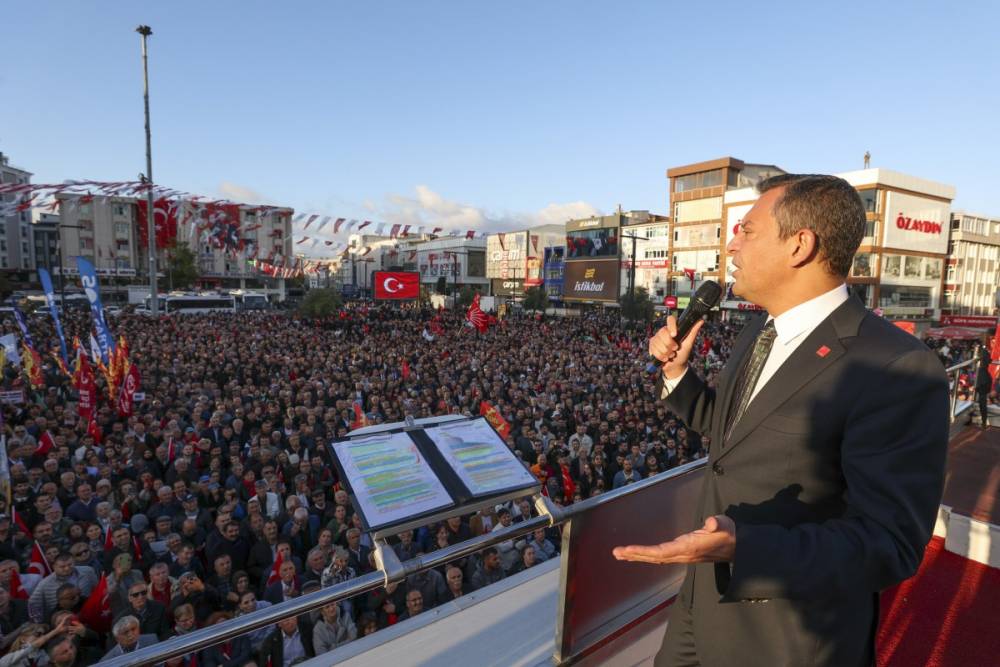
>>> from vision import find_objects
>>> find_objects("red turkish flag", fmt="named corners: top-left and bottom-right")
top-left (136, 198), bottom-right (178, 249)
top-left (28, 542), bottom-right (51, 577)
top-left (267, 550), bottom-right (284, 587)
top-left (8, 569), bottom-right (28, 600)
top-left (373, 271), bottom-right (419, 300)
top-left (78, 573), bottom-right (112, 634)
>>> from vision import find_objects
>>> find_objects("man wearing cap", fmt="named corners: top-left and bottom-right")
top-left (173, 493), bottom-right (213, 534)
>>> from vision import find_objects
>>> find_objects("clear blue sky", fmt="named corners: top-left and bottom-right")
top-left (2, 1), bottom-right (997, 235)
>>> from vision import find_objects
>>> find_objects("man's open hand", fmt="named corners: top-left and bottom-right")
top-left (612, 515), bottom-right (736, 564)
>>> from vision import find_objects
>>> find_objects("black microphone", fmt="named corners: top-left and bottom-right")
top-left (650, 280), bottom-right (723, 369)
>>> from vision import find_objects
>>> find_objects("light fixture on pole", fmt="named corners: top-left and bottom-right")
top-left (136, 24), bottom-right (159, 316)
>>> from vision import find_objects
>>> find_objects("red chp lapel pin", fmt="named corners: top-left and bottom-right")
top-left (816, 345), bottom-right (831, 358)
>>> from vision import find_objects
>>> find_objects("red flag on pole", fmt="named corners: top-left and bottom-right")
top-left (10, 508), bottom-right (29, 536)
top-left (78, 572), bottom-right (112, 634)
top-left (466, 293), bottom-right (493, 333)
top-left (28, 542), bottom-right (51, 577)
top-left (266, 550), bottom-right (284, 587)
top-left (87, 419), bottom-right (103, 445)
top-left (480, 401), bottom-right (512, 439)
top-left (8, 569), bottom-right (28, 600)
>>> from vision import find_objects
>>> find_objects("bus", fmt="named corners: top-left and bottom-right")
top-left (229, 290), bottom-right (269, 311)
top-left (144, 294), bottom-right (237, 314)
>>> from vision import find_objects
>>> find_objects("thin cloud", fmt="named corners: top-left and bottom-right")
top-left (217, 181), bottom-right (270, 204)
top-left (367, 185), bottom-right (602, 233)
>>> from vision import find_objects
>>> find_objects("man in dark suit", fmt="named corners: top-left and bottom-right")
top-left (614, 174), bottom-right (949, 666)
top-left (258, 614), bottom-right (314, 667)
top-left (117, 581), bottom-right (171, 640)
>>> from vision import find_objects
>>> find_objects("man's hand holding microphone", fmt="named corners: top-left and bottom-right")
top-left (615, 280), bottom-right (737, 566)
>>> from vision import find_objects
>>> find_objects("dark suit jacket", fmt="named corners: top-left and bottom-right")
top-left (258, 620), bottom-right (314, 667)
top-left (117, 599), bottom-right (171, 640)
top-left (657, 297), bottom-right (949, 666)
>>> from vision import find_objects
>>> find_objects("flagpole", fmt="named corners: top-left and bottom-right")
top-left (136, 25), bottom-right (159, 316)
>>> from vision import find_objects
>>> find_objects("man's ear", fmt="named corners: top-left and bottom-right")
top-left (788, 228), bottom-right (819, 268)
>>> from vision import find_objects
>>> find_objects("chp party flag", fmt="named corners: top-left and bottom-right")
top-left (466, 293), bottom-right (494, 333)
top-left (480, 401), bottom-right (512, 439)
top-left (21, 344), bottom-right (44, 389)
top-left (373, 271), bottom-right (420, 300)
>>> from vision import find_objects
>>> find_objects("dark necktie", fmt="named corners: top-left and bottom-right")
top-left (725, 320), bottom-right (777, 443)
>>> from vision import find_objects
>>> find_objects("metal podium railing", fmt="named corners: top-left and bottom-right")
top-left (102, 458), bottom-right (708, 667)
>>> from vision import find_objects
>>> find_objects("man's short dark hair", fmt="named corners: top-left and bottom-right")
top-left (756, 174), bottom-right (866, 278)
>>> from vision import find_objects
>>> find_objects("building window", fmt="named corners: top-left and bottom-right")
top-left (858, 189), bottom-right (879, 213)
top-left (674, 169), bottom-right (723, 193)
top-left (114, 205), bottom-right (126, 216)
top-left (879, 285), bottom-right (933, 309)
top-left (115, 222), bottom-right (130, 236)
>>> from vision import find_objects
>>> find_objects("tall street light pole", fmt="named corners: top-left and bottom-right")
top-left (136, 24), bottom-right (159, 316)
top-left (620, 232), bottom-right (650, 321)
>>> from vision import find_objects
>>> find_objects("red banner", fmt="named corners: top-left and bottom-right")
top-left (75, 351), bottom-right (97, 422)
top-left (136, 198), bottom-right (179, 249)
top-left (990, 328), bottom-right (1000, 383)
top-left (480, 401), bottom-right (511, 439)
top-left (373, 271), bottom-right (420, 300)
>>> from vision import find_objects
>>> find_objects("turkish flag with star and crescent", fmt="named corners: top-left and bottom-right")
top-left (373, 271), bottom-right (420, 300)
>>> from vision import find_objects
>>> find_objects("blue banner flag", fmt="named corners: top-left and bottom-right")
top-left (12, 305), bottom-right (34, 349)
top-left (38, 268), bottom-right (70, 366)
top-left (75, 257), bottom-right (115, 364)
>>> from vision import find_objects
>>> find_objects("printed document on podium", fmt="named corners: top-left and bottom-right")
top-left (334, 432), bottom-right (453, 528)
top-left (425, 418), bottom-right (538, 497)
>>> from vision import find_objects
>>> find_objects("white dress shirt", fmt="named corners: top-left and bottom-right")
top-left (662, 284), bottom-right (849, 407)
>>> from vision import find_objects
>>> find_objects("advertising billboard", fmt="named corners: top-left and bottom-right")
top-left (490, 278), bottom-right (524, 297)
top-left (882, 192), bottom-right (950, 255)
top-left (562, 260), bottom-right (621, 302)
top-left (486, 232), bottom-right (527, 280)
top-left (565, 215), bottom-right (620, 260)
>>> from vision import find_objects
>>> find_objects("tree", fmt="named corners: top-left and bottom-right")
top-left (522, 286), bottom-right (549, 313)
top-left (166, 242), bottom-right (198, 290)
top-left (620, 286), bottom-right (655, 322)
top-left (457, 285), bottom-right (478, 308)
top-left (299, 288), bottom-right (342, 318)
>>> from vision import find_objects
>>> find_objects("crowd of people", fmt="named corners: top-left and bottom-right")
top-left (0, 298), bottom-right (752, 666)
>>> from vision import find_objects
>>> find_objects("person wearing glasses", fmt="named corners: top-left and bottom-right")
top-left (116, 581), bottom-right (170, 641)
